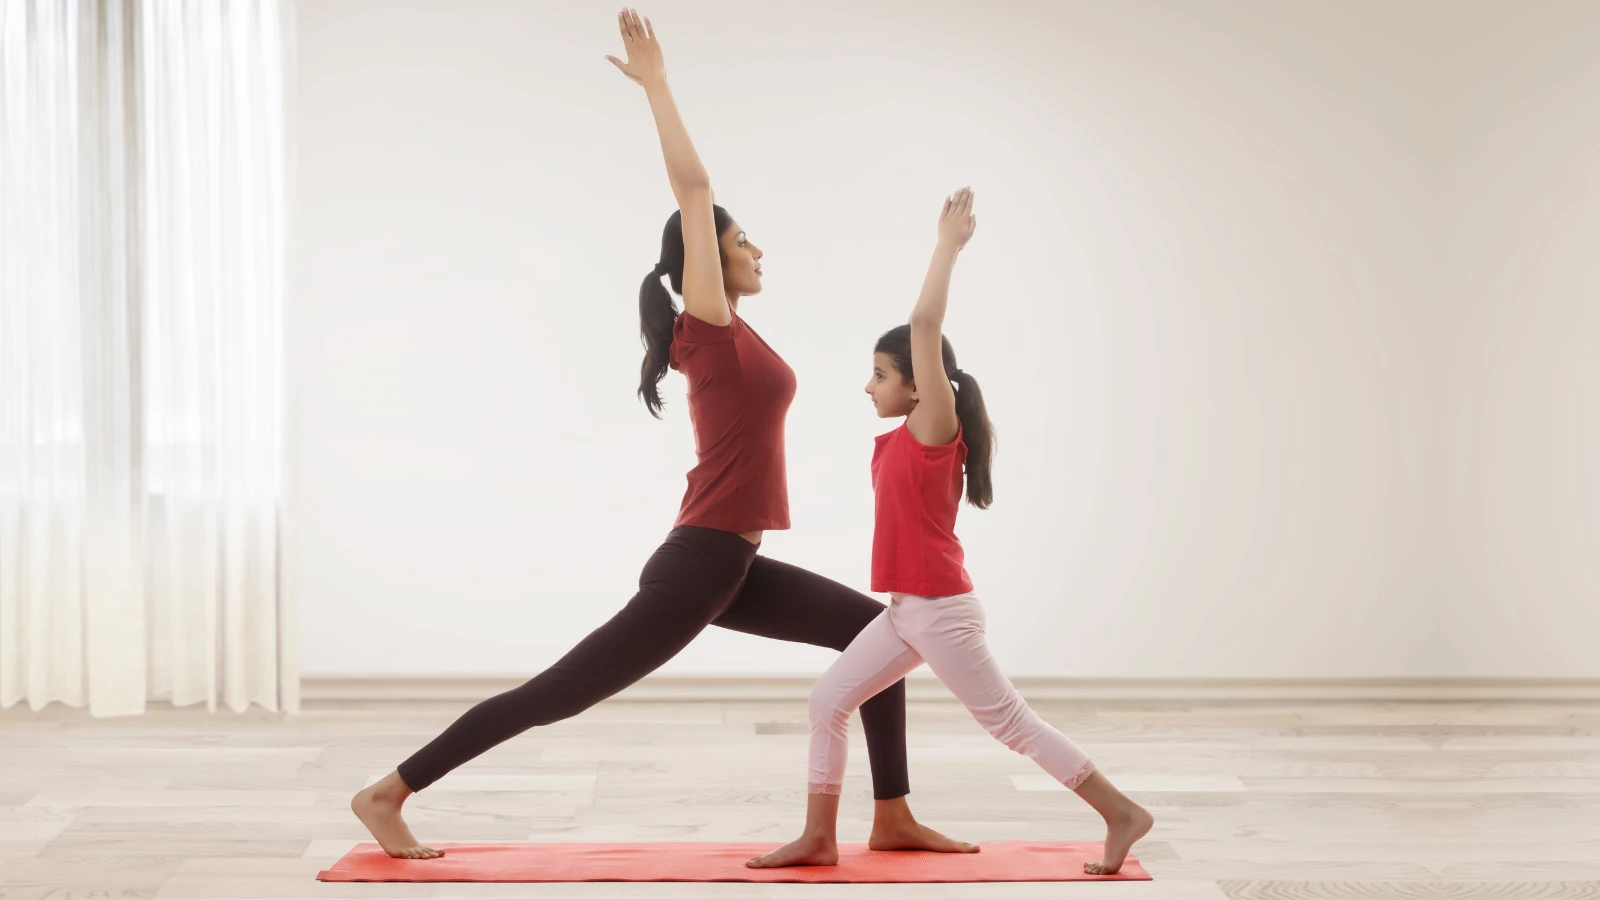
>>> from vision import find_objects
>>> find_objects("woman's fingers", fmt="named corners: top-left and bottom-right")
top-left (644, 15), bottom-right (655, 42)
top-left (943, 187), bottom-right (972, 220)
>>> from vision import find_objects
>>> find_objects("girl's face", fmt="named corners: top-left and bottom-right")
top-left (865, 352), bottom-right (917, 418)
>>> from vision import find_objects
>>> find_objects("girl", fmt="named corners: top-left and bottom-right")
top-left (349, 10), bottom-right (974, 860)
top-left (748, 188), bottom-right (1154, 875)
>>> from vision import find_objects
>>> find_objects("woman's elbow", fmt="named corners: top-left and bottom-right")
top-left (673, 178), bottom-right (713, 199)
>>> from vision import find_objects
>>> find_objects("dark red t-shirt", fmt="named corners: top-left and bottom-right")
top-left (870, 422), bottom-right (974, 596)
top-left (668, 309), bottom-right (797, 533)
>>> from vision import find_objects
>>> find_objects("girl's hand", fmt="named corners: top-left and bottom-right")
top-left (605, 8), bottom-right (665, 87)
top-left (937, 186), bottom-right (977, 251)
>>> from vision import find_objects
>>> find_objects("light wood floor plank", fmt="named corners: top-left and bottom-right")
top-left (3, 698), bottom-right (1599, 898)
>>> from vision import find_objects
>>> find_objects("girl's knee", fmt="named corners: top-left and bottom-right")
top-left (808, 681), bottom-right (853, 727)
top-left (987, 697), bottom-right (1041, 746)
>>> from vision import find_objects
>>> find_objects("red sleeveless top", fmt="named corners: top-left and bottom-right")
top-left (870, 422), bottom-right (973, 596)
top-left (668, 309), bottom-right (796, 532)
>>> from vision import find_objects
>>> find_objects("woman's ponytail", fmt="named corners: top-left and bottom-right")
top-left (635, 205), bottom-right (736, 418)
top-left (637, 263), bottom-right (677, 418)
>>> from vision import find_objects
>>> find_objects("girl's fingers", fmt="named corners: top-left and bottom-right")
top-left (644, 15), bottom-right (655, 41)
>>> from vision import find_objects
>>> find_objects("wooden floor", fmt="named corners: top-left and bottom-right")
top-left (3, 697), bottom-right (1600, 899)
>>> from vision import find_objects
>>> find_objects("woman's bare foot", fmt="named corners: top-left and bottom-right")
top-left (868, 797), bottom-right (979, 854)
top-left (1083, 803), bottom-right (1153, 875)
top-left (351, 770), bottom-right (443, 860)
top-left (745, 832), bottom-right (839, 868)
top-left (868, 819), bottom-right (980, 853)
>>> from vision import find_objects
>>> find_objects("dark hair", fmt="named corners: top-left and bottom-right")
top-left (638, 204), bottom-right (737, 417)
top-left (874, 324), bottom-right (995, 508)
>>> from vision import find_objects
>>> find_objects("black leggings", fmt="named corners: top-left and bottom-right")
top-left (397, 526), bottom-right (910, 799)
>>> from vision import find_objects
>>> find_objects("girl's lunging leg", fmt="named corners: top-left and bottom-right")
top-left (896, 591), bottom-right (1152, 875)
top-left (804, 611), bottom-right (924, 797)
top-left (718, 557), bottom-right (975, 855)
top-left (893, 592), bottom-right (1093, 788)
top-left (713, 556), bottom-right (911, 799)
top-left (747, 610), bottom-right (927, 869)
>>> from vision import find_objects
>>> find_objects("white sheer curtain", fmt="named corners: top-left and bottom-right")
top-left (0, 0), bottom-right (294, 714)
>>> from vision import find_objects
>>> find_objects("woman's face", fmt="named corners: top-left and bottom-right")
top-left (719, 223), bottom-right (763, 297)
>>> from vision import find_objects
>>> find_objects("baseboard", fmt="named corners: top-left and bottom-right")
top-left (301, 674), bottom-right (1600, 703)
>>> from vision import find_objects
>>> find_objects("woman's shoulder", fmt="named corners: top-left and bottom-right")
top-left (674, 308), bottom-right (742, 344)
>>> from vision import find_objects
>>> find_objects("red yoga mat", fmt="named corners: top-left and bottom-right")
top-left (316, 840), bottom-right (1152, 883)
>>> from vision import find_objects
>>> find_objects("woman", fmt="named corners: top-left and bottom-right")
top-left (349, 9), bottom-right (974, 861)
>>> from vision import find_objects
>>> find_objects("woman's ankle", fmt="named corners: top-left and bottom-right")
top-left (366, 770), bottom-right (413, 802)
top-left (872, 796), bottom-right (915, 823)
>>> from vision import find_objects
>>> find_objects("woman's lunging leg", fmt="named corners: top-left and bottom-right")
top-left (394, 577), bottom-right (718, 789)
top-left (354, 529), bottom-right (756, 859)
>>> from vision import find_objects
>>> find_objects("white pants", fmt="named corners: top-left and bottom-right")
top-left (808, 591), bottom-right (1094, 795)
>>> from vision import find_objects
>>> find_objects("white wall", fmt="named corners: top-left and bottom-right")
top-left (1433, 2), bottom-right (1600, 677)
top-left (292, 0), bottom-right (1593, 679)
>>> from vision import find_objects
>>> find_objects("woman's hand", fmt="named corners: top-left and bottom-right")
top-left (937, 186), bottom-right (977, 252)
top-left (605, 8), bottom-right (665, 87)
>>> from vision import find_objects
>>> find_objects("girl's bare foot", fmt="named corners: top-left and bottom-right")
top-left (350, 770), bottom-right (443, 860)
top-left (745, 832), bottom-right (839, 868)
top-left (1083, 804), bottom-right (1153, 875)
top-left (868, 797), bottom-right (979, 854)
